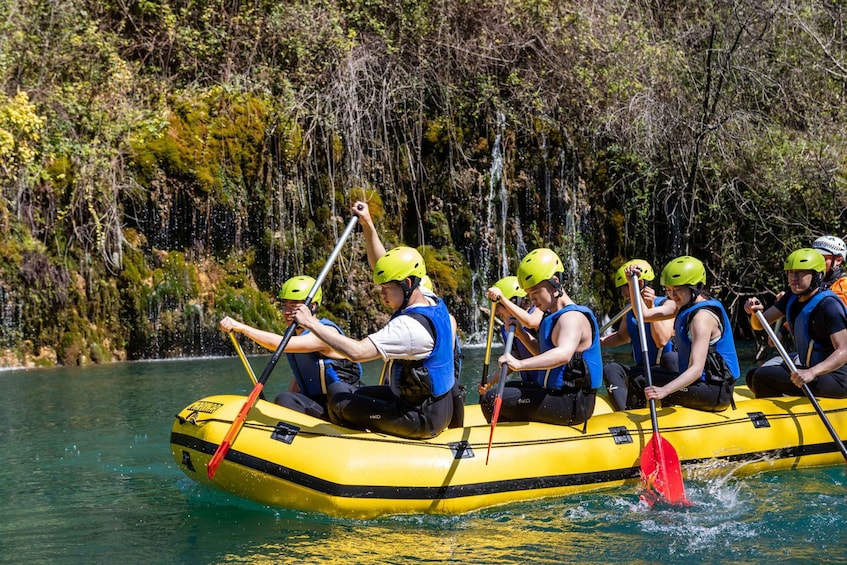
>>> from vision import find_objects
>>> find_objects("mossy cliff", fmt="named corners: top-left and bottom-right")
top-left (1, 2), bottom-right (845, 366)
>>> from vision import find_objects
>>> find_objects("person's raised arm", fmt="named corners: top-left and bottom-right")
top-left (352, 201), bottom-right (386, 269)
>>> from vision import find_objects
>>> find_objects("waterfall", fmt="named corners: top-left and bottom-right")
top-left (560, 148), bottom-right (580, 293)
top-left (0, 283), bottom-right (22, 350)
top-left (467, 112), bottom-right (507, 344)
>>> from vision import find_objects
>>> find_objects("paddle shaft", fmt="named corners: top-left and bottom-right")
top-left (631, 275), bottom-right (660, 434)
top-left (754, 310), bottom-right (847, 462)
top-left (228, 331), bottom-right (258, 386)
top-left (208, 213), bottom-right (360, 479)
top-left (600, 304), bottom-right (633, 335)
top-left (480, 300), bottom-right (499, 386)
top-left (485, 327), bottom-right (516, 465)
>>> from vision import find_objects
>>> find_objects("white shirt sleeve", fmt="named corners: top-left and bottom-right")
top-left (368, 315), bottom-right (435, 361)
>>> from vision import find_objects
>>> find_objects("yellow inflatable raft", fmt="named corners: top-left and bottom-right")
top-left (170, 388), bottom-right (847, 518)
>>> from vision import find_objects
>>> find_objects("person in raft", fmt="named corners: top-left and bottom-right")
top-left (812, 235), bottom-right (847, 307)
top-left (744, 248), bottom-right (847, 399)
top-left (219, 275), bottom-right (362, 420)
top-left (601, 259), bottom-right (677, 410)
top-left (478, 275), bottom-right (545, 394)
top-left (480, 248), bottom-right (603, 426)
top-left (350, 200), bottom-right (465, 429)
top-left (292, 246), bottom-right (456, 439)
top-left (624, 256), bottom-right (739, 411)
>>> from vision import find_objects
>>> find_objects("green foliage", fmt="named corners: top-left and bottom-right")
top-left (2, 0), bottom-right (847, 365)
top-left (129, 87), bottom-right (271, 201)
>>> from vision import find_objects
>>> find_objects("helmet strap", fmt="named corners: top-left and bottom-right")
top-left (688, 283), bottom-right (703, 305)
top-left (397, 276), bottom-right (421, 311)
top-left (550, 273), bottom-right (564, 298)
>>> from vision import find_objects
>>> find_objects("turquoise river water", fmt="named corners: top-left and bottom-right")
top-left (1, 343), bottom-right (845, 564)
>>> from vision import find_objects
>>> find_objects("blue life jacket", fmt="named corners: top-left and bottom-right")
top-left (674, 299), bottom-right (740, 381)
top-left (286, 318), bottom-right (362, 398)
top-left (536, 304), bottom-right (603, 389)
top-left (625, 295), bottom-right (673, 365)
top-left (786, 289), bottom-right (839, 367)
top-left (385, 298), bottom-right (455, 399)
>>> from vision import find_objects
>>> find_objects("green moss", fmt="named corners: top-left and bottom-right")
top-left (129, 88), bottom-right (273, 202)
top-left (151, 251), bottom-right (201, 305)
top-left (419, 245), bottom-right (470, 296)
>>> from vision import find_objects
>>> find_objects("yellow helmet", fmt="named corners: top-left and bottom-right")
top-left (784, 248), bottom-right (826, 274)
top-left (279, 275), bottom-right (321, 305)
top-left (373, 246), bottom-right (426, 285)
top-left (493, 275), bottom-right (526, 301)
top-left (517, 248), bottom-right (565, 290)
top-left (660, 256), bottom-right (706, 287)
top-left (614, 259), bottom-right (655, 288)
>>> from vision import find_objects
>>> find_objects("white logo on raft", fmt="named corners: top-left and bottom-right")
top-left (518, 398), bottom-right (531, 404)
top-left (369, 415), bottom-right (382, 420)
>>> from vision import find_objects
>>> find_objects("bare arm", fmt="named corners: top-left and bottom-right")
top-left (643, 287), bottom-right (674, 346)
top-left (793, 328), bottom-right (847, 385)
top-left (744, 297), bottom-right (783, 331)
top-left (625, 268), bottom-right (676, 322)
top-left (500, 310), bottom-right (588, 371)
top-left (292, 304), bottom-right (381, 362)
top-left (487, 286), bottom-right (543, 329)
top-left (600, 320), bottom-right (630, 348)
top-left (220, 315), bottom-right (344, 357)
top-left (645, 309), bottom-right (716, 399)
top-left (352, 201), bottom-right (386, 269)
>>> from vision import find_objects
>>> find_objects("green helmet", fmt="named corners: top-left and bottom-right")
top-left (373, 246), bottom-right (426, 285)
top-left (517, 248), bottom-right (565, 290)
top-left (784, 248), bottom-right (826, 274)
top-left (614, 259), bottom-right (655, 288)
top-left (660, 256), bottom-right (706, 287)
top-left (420, 274), bottom-right (433, 291)
top-left (279, 275), bottom-right (322, 305)
top-left (493, 275), bottom-right (526, 301)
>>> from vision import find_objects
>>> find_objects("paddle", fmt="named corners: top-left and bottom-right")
top-left (600, 304), bottom-right (633, 335)
top-left (632, 273), bottom-right (689, 507)
top-left (207, 212), bottom-right (360, 479)
top-left (227, 331), bottom-right (258, 386)
top-left (754, 310), bottom-right (847, 464)
top-left (480, 299), bottom-right (499, 387)
top-left (485, 326), bottom-right (516, 465)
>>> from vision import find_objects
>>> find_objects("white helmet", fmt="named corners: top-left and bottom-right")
top-left (812, 235), bottom-right (847, 261)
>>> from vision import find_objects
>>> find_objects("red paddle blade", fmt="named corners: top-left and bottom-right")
top-left (640, 433), bottom-right (690, 507)
top-left (485, 397), bottom-right (503, 465)
top-left (207, 383), bottom-right (265, 479)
